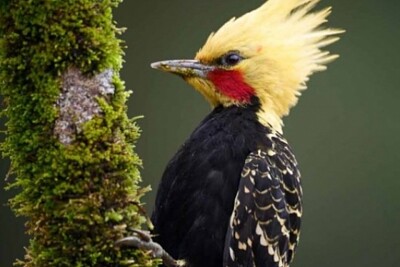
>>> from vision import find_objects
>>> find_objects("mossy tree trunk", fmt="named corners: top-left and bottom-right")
top-left (0, 0), bottom-right (159, 266)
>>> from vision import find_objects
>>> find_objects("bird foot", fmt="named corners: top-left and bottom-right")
top-left (115, 229), bottom-right (186, 267)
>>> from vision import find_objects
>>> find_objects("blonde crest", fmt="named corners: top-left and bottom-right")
top-left (196, 0), bottom-right (344, 132)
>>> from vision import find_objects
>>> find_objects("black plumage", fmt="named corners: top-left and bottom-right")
top-left (152, 97), bottom-right (302, 267)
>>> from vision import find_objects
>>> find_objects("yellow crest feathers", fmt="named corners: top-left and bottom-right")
top-left (198, 0), bottom-right (343, 68)
top-left (196, 0), bottom-right (344, 132)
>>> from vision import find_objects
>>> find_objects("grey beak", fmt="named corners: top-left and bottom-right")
top-left (151, 59), bottom-right (215, 78)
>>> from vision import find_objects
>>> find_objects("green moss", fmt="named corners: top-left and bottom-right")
top-left (0, 0), bottom-right (159, 266)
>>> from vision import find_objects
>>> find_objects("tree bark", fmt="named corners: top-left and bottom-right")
top-left (0, 1), bottom-right (159, 266)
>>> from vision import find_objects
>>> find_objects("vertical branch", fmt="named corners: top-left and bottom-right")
top-left (0, 0), bottom-right (159, 266)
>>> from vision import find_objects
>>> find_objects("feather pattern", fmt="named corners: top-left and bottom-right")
top-left (223, 133), bottom-right (302, 267)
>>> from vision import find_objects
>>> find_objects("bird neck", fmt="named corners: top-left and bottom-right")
top-left (213, 96), bottom-right (283, 133)
top-left (220, 96), bottom-right (284, 134)
top-left (256, 107), bottom-right (283, 134)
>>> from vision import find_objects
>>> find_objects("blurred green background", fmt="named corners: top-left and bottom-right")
top-left (1, 0), bottom-right (400, 266)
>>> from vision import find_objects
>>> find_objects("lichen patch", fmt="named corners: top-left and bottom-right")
top-left (54, 67), bottom-right (115, 144)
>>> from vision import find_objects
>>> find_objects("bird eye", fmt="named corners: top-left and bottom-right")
top-left (220, 52), bottom-right (243, 67)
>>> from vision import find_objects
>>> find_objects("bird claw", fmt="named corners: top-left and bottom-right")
top-left (126, 228), bottom-right (152, 242)
top-left (116, 229), bottom-right (186, 267)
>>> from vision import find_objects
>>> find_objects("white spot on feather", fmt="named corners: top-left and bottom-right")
top-left (238, 242), bottom-right (247, 251)
top-left (268, 245), bottom-right (275, 255)
top-left (268, 149), bottom-right (276, 156)
top-left (230, 247), bottom-right (235, 261)
top-left (244, 186), bottom-right (250, 193)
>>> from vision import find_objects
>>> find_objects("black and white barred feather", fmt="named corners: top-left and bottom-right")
top-left (224, 132), bottom-right (302, 267)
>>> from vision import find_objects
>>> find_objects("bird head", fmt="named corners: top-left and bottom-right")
top-left (151, 0), bottom-right (343, 132)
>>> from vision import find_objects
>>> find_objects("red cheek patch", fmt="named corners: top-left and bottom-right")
top-left (207, 69), bottom-right (255, 103)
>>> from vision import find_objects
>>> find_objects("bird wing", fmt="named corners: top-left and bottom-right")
top-left (223, 146), bottom-right (302, 267)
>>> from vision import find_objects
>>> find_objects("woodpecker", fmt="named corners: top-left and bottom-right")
top-left (150, 1), bottom-right (343, 266)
